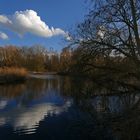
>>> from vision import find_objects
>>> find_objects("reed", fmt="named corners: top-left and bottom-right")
top-left (0, 67), bottom-right (28, 84)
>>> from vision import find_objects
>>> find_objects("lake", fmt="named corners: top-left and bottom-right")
top-left (0, 75), bottom-right (140, 140)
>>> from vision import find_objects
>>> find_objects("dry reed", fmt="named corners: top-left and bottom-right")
top-left (0, 67), bottom-right (28, 84)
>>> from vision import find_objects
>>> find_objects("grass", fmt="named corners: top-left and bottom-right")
top-left (0, 67), bottom-right (28, 84)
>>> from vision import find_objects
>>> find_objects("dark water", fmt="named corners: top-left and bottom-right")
top-left (0, 75), bottom-right (140, 140)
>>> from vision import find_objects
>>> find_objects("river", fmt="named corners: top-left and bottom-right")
top-left (0, 75), bottom-right (139, 140)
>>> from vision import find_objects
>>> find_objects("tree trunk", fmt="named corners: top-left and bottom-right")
top-left (130, 0), bottom-right (140, 56)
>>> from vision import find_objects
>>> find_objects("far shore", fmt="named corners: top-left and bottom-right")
top-left (29, 71), bottom-right (58, 75)
top-left (0, 69), bottom-right (69, 85)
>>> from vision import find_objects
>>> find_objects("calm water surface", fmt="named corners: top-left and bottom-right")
top-left (0, 75), bottom-right (140, 140)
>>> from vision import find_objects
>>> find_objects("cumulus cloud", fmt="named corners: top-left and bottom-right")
top-left (0, 31), bottom-right (8, 39)
top-left (0, 10), bottom-right (66, 38)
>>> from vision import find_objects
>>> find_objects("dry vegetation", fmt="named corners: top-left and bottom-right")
top-left (0, 67), bottom-right (28, 84)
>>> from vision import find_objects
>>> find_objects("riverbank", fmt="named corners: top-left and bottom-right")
top-left (0, 67), bottom-right (28, 84)
top-left (29, 71), bottom-right (57, 75)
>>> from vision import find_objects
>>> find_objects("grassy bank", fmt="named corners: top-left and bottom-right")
top-left (0, 67), bottom-right (28, 84)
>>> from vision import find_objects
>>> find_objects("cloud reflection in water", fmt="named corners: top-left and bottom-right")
top-left (0, 99), bottom-right (72, 134)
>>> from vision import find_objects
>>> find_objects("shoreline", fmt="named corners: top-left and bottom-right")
top-left (0, 67), bottom-right (28, 84)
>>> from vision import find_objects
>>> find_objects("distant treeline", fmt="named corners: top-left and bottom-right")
top-left (0, 45), bottom-right (73, 72)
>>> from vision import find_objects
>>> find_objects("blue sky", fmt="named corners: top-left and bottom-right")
top-left (0, 0), bottom-right (87, 51)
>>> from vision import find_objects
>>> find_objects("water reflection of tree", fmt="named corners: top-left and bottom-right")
top-left (0, 77), bottom-right (62, 105)
top-left (17, 78), bottom-right (62, 105)
top-left (0, 84), bottom-right (25, 99)
top-left (80, 91), bottom-right (140, 139)
top-left (60, 77), bottom-right (140, 139)
top-left (109, 94), bottom-right (140, 140)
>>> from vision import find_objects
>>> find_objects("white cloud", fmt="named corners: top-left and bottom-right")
top-left (0, 10), bottom-right (66, 38)
top-left (0, 31), bottom-right (8, 39)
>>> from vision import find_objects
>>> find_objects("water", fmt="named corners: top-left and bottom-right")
top-left (0, 75), bottom-right (140, 140)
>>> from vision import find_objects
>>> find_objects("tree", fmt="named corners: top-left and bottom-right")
top-left (0, 45), bottom-right (22, 67)
top-left (22, 45), bottom-right (47, 71)
top-left (73, 0), bottom-right (140, 59)
top-left (60, 47), bottom-right (72, 73)
top-left (70, 0), bottom-right (140, 75)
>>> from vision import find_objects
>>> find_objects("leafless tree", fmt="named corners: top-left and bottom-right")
top-left (73, 0), bottom-right (140, 60)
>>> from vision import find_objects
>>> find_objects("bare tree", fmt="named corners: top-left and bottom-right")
top-left (73, 0), bottom-right (140, 61)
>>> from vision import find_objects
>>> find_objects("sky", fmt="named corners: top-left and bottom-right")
top-left (0, 0), bottom-right (87, 52)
